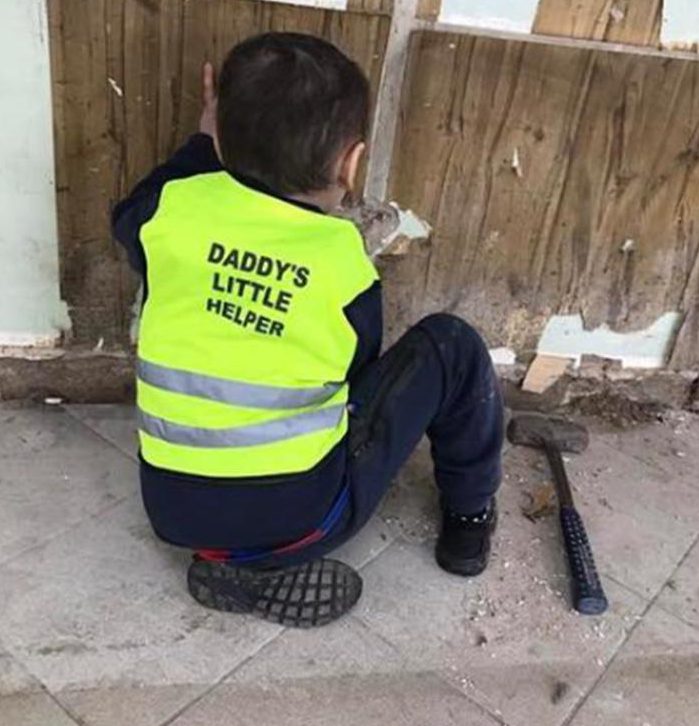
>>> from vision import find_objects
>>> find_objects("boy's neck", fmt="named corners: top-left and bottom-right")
top-left (289, 187), bottom-right (343, 214)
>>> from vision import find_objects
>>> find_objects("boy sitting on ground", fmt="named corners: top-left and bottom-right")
top-left (113, 32), bottom-right (503, 628)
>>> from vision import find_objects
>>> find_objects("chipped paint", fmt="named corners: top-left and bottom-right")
top-left (489, 347), bottom-right (517, 366)
top-left (662, 0), bottom-right (699, 47)
top-left (439, 0), bottom-right (539, 33)
top-left (537, 313), bottom-right (683, 369)
top-left (107, 77), bottom-right (123, 97)
top-left (371, 204), bottom-right (431, 258)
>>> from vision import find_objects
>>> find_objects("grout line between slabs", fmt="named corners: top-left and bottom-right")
top-left (438, 679), bottom-right (511, 726)
top-left (349, 537), bottom-right (513, 726)
top-left (562, 529), bottom-right (699, 726)
top-left (155, 627), bottom-right (288, 726)
top-left (63, 406), bottom-right (139, 463)
top-left (653, 601), bottom-right (699, 634)
top-left (42, 684), bottom-right (84, 726)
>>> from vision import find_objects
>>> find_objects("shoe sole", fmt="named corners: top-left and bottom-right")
top-left (435, 548), bottom-right (489, 577)
top-left (187, 558), bottom-right (363, 628)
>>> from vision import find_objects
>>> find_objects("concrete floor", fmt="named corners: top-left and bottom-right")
top-left (1, 403), bottom-right (698, 726)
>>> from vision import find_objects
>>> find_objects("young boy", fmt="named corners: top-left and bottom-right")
top-left (113, 32), bottom-right (503, 628)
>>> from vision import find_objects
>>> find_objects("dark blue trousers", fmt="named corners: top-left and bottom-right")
top-left (259, 313), bottom-right (504, 566)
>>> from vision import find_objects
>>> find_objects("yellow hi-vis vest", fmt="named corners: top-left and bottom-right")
top-left (137, 171), bottom-right (378, 477)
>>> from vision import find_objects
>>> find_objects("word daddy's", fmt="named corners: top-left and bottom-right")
top-left (204, 242), bottom-right (311, 337)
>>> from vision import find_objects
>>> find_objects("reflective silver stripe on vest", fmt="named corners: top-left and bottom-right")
top-left (138, 358), bottom-right (342, 410)
top-left (138, 404), bottom-right (346, 448)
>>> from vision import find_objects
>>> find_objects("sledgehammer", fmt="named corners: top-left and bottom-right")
top-left (507, 413), bottom-right (609, 615)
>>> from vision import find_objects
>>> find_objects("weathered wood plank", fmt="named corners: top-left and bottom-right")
top-left (533, 0), bottom-right (663, 46)
top-left (50, 0), bottom-right (390, 345)
top-left (48, 0), bottom-right (126, 344)
top-left (416, 0), bottom-right (441, 22)
top-left (389, 30), bottom-right (699, 366)
top-left (347, 0), bottom-right (392, 17)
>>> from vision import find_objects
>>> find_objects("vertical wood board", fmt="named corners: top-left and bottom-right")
top-left (389, 30), bottom-right (699, 366)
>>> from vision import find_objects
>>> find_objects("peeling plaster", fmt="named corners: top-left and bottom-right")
top-left (489, 347), bottom-right (517, 366)
top-left (371, 204), bottom-right (432, 258)
top-left (537, 312), bottom-right (683, 369)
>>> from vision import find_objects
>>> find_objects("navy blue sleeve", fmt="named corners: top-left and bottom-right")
top-left (344, 281), bottom-right (383, 380)
top-left (112, 133), bottom-right (222, 275)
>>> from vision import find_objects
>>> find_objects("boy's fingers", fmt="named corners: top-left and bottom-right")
top-left (202, 61), bottom-right (216, 104)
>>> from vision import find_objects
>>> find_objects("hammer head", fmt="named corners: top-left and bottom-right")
top-left (507, 413), bottom-right (589, 454)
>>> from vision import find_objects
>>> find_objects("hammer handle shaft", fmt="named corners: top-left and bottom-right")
top-left (542, 440), bottom-right (608, 615)
top-left (542, 439), bottom-right (575, 508)
top-left (560, 506), bottom-right (609, 615)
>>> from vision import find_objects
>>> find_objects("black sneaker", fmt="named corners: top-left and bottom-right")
top-left (435, 500), bottom-right (498, 577)
top-left (187, 557), bottom-right (363, 628)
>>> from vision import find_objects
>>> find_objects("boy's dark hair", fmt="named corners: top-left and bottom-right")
top-left (217, 32), bottom-right (370, 195)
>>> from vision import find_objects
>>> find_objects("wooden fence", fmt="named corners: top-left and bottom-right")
top-left (48, 0), bottom-right (699, 369)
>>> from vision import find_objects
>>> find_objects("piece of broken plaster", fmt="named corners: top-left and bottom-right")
top-left (511, 148), bottom-right (523, 178)
top-left (335, 198), bottom-right (431, 259)
top-left (108, 77), bottom-right (124, 97)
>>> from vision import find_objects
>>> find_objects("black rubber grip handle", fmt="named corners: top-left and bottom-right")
top-left (560, 506), bottom-right (609, 615)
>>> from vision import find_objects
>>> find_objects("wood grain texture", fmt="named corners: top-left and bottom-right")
top-left (49, 0), bottom-right (390, 345)
top-left (533, 0), bottom-right (663, 46)
top-left (389, 30), bottom-right (699, 367)
top-left (416, 0), bottom-right (441, 22)
top-left (347, 0), bottom-right (392, 16)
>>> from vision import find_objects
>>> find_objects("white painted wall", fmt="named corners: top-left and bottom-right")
top-left (439, 0), bottom-right (539, 33)
top-left (273, 0), bottom-right (346, 8)
top-left (438, 0), bottom-right (699, 45)
top-left (662, 0), bottom-right (699, 46)
top-left (0, 0), bottom-right (69, 347)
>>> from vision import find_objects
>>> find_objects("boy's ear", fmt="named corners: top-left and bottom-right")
top-left (338, 141), bottom-right (366, 193)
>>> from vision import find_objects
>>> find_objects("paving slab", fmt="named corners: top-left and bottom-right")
top-left (0, 644), bottom-right (41, 696)
top-left (169, 671), bottom-right (500, 726)
top-left (508, 437), bottom-right (698, 599)
top-left (228, 616), bottom-right (405, 685)
top-left (57, 685), bottom-right (206, 726)
top-left (0, 404), bottom-right (137, 564)
top-left (569, 604), bottom-right (699, 726)
top-left (1, 644), bottom-right (79, 726)
top-left (0, 495), bottom-right (282, 726)
top-left (589, 413), bottom-right (699, 484)
top-left (655, 536), bottom-right (699, 629)
top-left (379, 443), bottom-right (440, 545)
top-left (380, 427), bottom-right (699, 602)
top-left (332, 515), bottom-right (395, 570)
top-left (1, 693), bottom-right (79, 726)
top-left (355, 535), bottom-right (646, 726)
top-left (66, 404), bottom-right (138, 459)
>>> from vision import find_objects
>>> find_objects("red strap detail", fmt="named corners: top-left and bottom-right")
top-left (197, 548), bottom-right (229, 562)
top-left (273, 529), bottom-right (324, 555)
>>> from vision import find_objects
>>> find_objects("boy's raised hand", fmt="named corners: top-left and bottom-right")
top-left (199, 61), bottom-right (218, 142)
